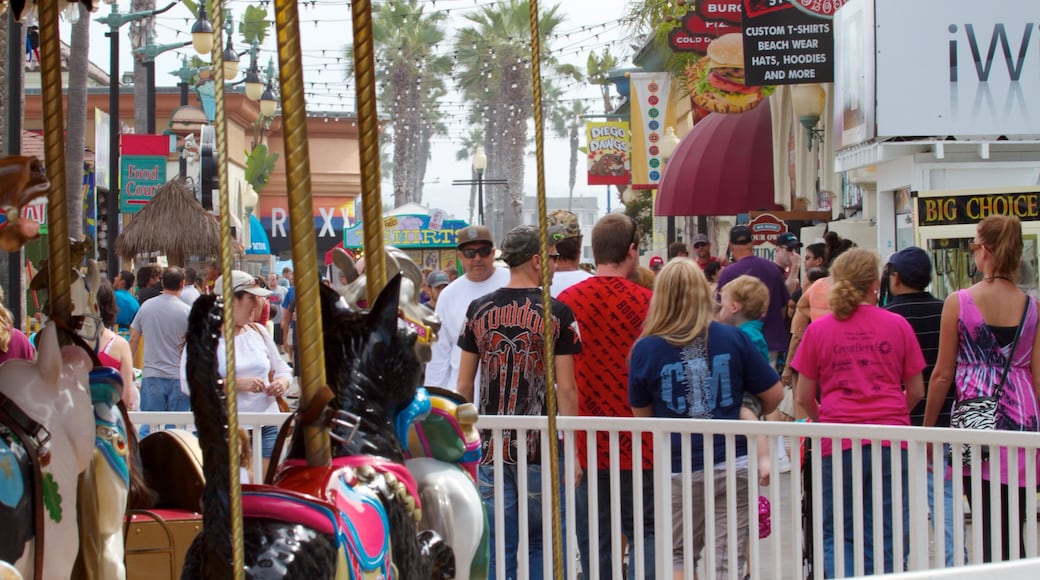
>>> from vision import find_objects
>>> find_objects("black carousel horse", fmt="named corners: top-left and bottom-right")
top-left (181, 274), bottom-right (452, 579)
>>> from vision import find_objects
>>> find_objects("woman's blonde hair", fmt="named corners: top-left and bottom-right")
top-left (641, 259), bottom-right (714, 346)
top-left (977, 214), bottom-right (1022, 280)
top-left (0, 286), bottom-right (12, 352)
top-left (828, 248), bottom-right (881, 320)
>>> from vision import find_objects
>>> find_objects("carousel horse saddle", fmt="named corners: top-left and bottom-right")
top-left (243, 475), bottom-right (393, 578)
top-left (139, 429), bottom-right (204, 512)
top-left (0, 428), bottom-right (33, 564)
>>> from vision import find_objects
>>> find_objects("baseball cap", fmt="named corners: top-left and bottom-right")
top-left (214, 270), bottom-right (271, 297)
top-left (649, 256), bottom-right (664, 270)
top-left (547, 209), bottom-right (581, 240)
top-left (426, 270), bottom-right (450, 288)
top-left (499, 224), bottom-right (566, 267)
top-left (887, 246), bottom-right (932, 289)
top-left (776, 232), bottom-right (803, 250)
top-left (730, 225), bottom-right (752, 245)
top-left (692, 233), bottom-right (710, 247)
top-left (455, 225), bottom-right (493, 248)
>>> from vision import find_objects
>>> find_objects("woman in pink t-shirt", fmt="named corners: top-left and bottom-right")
top-left (0, 288), bottom-right (34, 364)
top-left (792, 248), bottom-right (925, 578)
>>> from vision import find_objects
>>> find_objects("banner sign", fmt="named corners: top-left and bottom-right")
top-left (741, 0), bottom-right (836, 85)
top-left (119, 134), bottom-right (168, 214)
top-left (586, 121), bottom-right (630, 186)
top-left (917, 190), bottom-right (1040, 227)
top-left (668, 1), bottom-right (742, 53)
top-left (875, 0), bottom-right (1040, 136)
top-left (629, 73), bottom-right (674, 190)
top-left (834, 0), bottom-right (876, 148)
top-left (343, 214), bottom-right (468, 249)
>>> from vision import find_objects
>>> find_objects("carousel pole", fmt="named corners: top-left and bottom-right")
top-left (528, 1), bottom-right (564, 577)
top-left (272, 0), bottom-right (329, 468)
top-left (37, 0), bottom-right (71, 320)
top-left (209, 3), bottom-right (246, 577)
top-left (350, 0), bottom-right (386, 302)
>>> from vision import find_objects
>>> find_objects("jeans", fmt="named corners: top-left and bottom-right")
top-left (821, 445), bottom-right (908, 578)
top-left (139, 377), bottom-right (191, 436)
top-left (928, 446), bottom-right (960, 566)
top-left (576, 469), bottom-right (656, 579)
top-left (478, 463), bottom-right (565, 580)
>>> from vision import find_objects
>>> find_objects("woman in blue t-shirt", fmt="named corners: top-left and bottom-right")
top-left (629, 259), bottom-right (783, 578)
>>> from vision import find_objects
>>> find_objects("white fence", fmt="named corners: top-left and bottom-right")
top-left (130, 411), bottom-right (1040, 579)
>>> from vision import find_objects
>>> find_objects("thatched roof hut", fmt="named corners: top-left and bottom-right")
top-left (115, 178), bottom-right (224, 266)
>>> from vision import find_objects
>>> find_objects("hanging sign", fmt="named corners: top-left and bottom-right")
top-left (741, 0), bottom-right (836, 85)
top-left (629, 73), bottom-right (674, 190)
top-left (586, 121), bottom-right (630, 186)
top-left (668, 1), bottom-right (742, 54)
top-left (119, 134), bottom-right (169, 214)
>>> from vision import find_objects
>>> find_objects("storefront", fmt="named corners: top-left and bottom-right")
top-left (342, 209), bottom-right (469, 274)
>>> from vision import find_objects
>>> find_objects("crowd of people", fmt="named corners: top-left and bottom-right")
top-left (421, 212), bottom-right (1040, 578)
top-left (1, 211), bottom-right (1038, 577)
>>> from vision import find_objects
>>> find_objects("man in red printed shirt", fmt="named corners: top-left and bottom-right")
top-left (558, 213), bottom-right (656, 578)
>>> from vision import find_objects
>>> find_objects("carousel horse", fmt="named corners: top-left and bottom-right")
top-left (332, 246), bottom-right (440, 364)
top-left (0, 156), bottom-right (48, 252)
top-left (404, 388), bottom-right (489, 579)
top-left (71, 367), bottom-right (130, 580)
top-left (0, 323), bottom-right (96, 579)
top-left (182, 276), bottom-right (453, 579)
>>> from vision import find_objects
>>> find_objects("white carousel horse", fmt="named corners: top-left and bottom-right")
top-left (332, 246), bottom-right (440, 364)
top-left (0, 323), bottom-right (96, 579)
top-left (404, 388), bottom-right (488, 579)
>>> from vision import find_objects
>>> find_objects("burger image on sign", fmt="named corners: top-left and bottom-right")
top-left (685, 33), bottom-right (774, 114)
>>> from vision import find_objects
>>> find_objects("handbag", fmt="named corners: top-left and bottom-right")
top-left (948, 295), bottom-right (1029, 465)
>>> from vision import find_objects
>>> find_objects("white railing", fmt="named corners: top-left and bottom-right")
top-left (130, 411), bottom-right (1040, 579)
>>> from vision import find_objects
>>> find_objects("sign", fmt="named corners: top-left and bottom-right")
top-left (748, 212), bottom-right (789, 245)
top-left (342, 214), bottom-right (469, 249)
top-left (668, 1), bottom-right (742, 53)
top-left (629, 73), bottom-right (674, 190)
top-left (259, 195), bottom-right (358, 259)
top-left (917, 190), bottom-right (1040, 227)
top-left (741, 0), bottom-right (835, 85)
top-left (875, 0), bottom-right (1040, 136)
top-left (586, 121), bottom-right (630, 186)
top-left (833, 0), bottom-right (875, 148)
top-left (119, 134), bottom-right (168, 213)
top-left (788, 0), bottom-right (849, 18)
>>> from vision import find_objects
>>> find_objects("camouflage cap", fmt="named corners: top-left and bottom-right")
top-left (547, 209), bottom-right (581, 241)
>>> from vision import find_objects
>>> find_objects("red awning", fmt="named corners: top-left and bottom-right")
top-left (656, 100), bottom-right (781, 217)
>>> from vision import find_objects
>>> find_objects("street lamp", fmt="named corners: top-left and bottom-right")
top-left (259, 78), bottom-right (277, 117)
top-left (191, 1), bottom-right (214, 54)
top-left (472, 147), bottom-right (487, 225)
top-left (136, 33), bottom-right (194, 134)
top-left (791, 83), bottom-right (826, 151)
top-left (97, 0), bottom-right (209, 278)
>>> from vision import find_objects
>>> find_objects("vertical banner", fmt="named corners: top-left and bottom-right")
top-left (629, 72), bottom-right (673, 190)
top-left (119, 134), bottom-right (169, 214)
top-left (585, 120), bottom-right (630, 186)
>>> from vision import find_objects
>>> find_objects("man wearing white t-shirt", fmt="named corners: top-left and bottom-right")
top-left (425, 225), bottom-right (509, 391)
top-left (546, 209), bottom-right (592, 297)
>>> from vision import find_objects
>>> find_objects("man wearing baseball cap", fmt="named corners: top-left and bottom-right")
top-left (457, 224), bottom-right (580, 578)
top-left (774, 232), bottom-right (803, 295)
top-left (691, 233), bottom-right (719, 270)
top-left (423, 270), bottom-right (450, 312)
top-left (547, 209), bottom-right (592, 297)
top-left (426, 225), bottom-right (510, 391)
top-left (882, 246), bottom-right (958, 564)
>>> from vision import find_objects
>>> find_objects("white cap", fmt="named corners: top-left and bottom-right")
top-left (213, 270), bottom-right (271, 297)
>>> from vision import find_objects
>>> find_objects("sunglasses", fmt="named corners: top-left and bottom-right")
top-left (461, 245), bottom-right (493, 259)
top-left (547, 253), bottom-right (561, 262)
top-left (627, 216), bottom-right (641, 248)
top-left (968, 241), bottom-right (987, 253)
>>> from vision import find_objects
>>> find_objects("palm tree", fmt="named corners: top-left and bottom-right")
top-left (586, 48), bottom-right (618, 114)
top-left (351, 0), bottom-right (451, 208)
top-left (65, 5), bottom-right (91, 240)
top-left (454, 0), bottom-right (579, 239)
top-left (130, 0), bottom-right (158, 133)
top-left (549, 97), bottom-right (588, 203)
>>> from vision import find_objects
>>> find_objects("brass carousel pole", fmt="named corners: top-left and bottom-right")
top-left (528, 0), bottom-right (564, 577)
top-left (37, 0), bottom-right (71, 319)
top-left (272, 0), bottom-right (329, 467)
top-left (208, 2), bottom-right (247, 577)
top-left (350, 0), bottom-right (387, 302)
